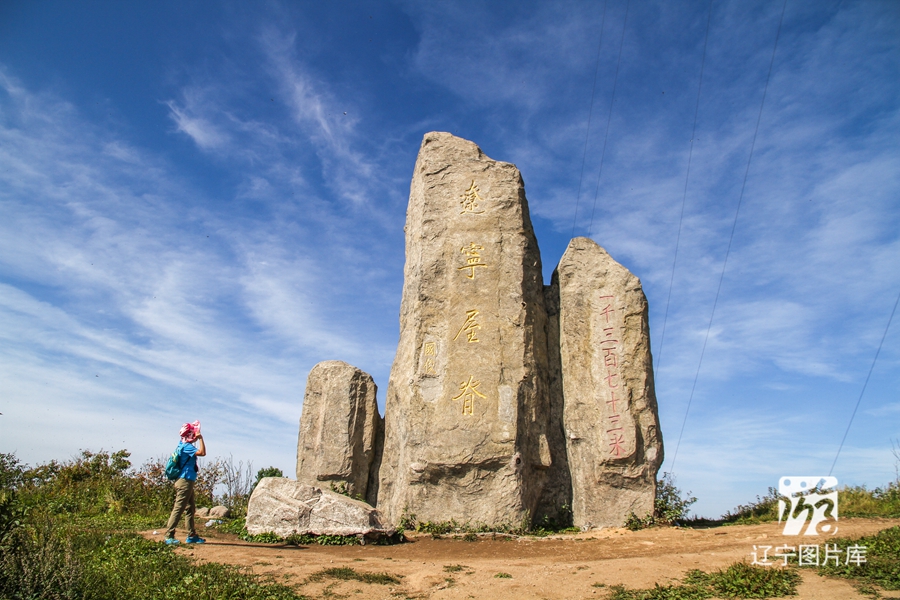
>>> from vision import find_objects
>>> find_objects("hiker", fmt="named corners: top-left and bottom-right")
top-left (164, 420), bottom-right (206, 544)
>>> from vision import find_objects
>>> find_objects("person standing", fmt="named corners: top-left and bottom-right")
top-left (164, 421), bottom-right (206, 544)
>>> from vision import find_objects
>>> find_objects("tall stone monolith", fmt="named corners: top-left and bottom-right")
top-left (554, 237), bottom-right (663, 528)
top-left (377, 132), bottom-right (552, 527)
top-left (296, 360), bottom-right (383, 506)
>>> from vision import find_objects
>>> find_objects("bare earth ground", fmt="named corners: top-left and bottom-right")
top-left (145, 518), bottom-right (900, 600)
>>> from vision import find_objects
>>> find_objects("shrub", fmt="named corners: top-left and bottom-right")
top-left (254, 466), bottom-right (284, 489)
top-left (624, 472), bottom-right (697, 529)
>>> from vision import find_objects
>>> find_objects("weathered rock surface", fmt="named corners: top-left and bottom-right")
top-left (553, 237), bottom-right (663, 528)
top-left (208, 505), bottom-right (230, 519)
top-left (377, 132), bottom-right (552, 526)
top-left (246, 477), bottom-right (393, 538)
top-left (534, 282), bottom-right (573, 526)
top-left (296, 360), bottom-right (383, 505)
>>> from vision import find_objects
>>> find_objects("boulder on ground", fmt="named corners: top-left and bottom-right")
top-left (208, 505), bottom-right (230, 519)
top-left (195, 507), bottom-right (209, 518)
top-left (296, 360), bottom-right (383, 506)
top-left (245, 477), bottom-right (394, 538)
top-left (553, 237), bottom-right (663, 528)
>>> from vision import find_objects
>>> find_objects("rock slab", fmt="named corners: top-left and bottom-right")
top-left (296, 360), bottom-right (383, 505)
top-left (377, 132), bottom-right (552, 526)
top-left (554, 237), bottom-right (663, 528)
top-left (246, 477), bottom-right (393, 538)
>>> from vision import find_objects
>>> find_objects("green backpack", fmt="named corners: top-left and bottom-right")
top-left (164, 444), bottom-right (183, 480)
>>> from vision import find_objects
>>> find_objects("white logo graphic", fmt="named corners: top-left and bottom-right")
top-left (778, 476), bottom-right (838, 536)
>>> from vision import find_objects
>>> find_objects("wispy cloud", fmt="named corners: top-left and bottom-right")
top-left (0, 67), bottom-right (397, 471)
top-left (166, 95), bottom-right (230, 150)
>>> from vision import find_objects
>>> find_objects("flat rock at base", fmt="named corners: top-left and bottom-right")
top-left (377, 132), bottom-right (552, 527)
top-left (245, 477), bottom-right (394, 538)
top-left (296, 360), bottom-right (383, 505)
top-left (208, 505), bottom-right (230, 519)
top-left (554, 237), bottom-right (663, 528)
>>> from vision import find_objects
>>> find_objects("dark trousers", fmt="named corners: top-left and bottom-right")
top-left (165, 478), bottom-right (196, 538)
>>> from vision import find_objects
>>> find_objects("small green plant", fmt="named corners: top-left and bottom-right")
top-left (655, 472), bottom-right (698, 524)
top-left (328, 480), bottom-right (365, 502)
top-left (625, 512), bottom-right (655, 531)
top-left (398, 508), bottom-right (417, 531)
top-left (624, 473), bottom-right (698, 530)
top-left (608, 563), bottom-right (800, 599)
top-left (306, 567), bottom-right (401, 585)
top-left (443, 564), bottom-right (469, 573)
top-left (494, 572), bottom-right (512, 578)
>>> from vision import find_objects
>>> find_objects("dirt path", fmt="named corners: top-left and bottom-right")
top-left (147, 518), bottom-right (900, 599)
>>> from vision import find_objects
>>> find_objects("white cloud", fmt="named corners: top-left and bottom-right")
top-left (0, 68), bottom-right (397, 473)
top-left (166, 99), bottom-right (230, 150)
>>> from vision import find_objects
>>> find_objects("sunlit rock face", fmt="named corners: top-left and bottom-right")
top-left (376, 132), bottom-right (553, 527)
top-left (291, 134), bottom-right (664, 531)
top-left (552, 237), bottom-right (663, 528)
top-left (295, 360), bottom-right (383, 506)
top-left (246, 478), bottom-right (392, 538)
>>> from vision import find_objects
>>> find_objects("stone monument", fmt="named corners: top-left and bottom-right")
top-left (295, 360), bottom-right (383, 506)
top-left (552, 237), bottom-right (663, 527)
top-left (267, 132), bottom-right (664, 535)
top-left (376, 132), bottom-right (553, 527)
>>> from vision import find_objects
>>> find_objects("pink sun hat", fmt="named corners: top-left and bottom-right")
top-left (179, 420), bottom-right (201, 443)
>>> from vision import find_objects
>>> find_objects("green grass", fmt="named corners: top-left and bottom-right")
top-left (722, 483), bottom-right (900, 525)
top-left (0, 522), bottom-right (307, 600)
top-left (607, 563), bottom-right (801, 600)
top-left (0, 451), bottom-right (310, 599)
top-left (306, 567), bottom-right (402, 585)
top-left (805, 526), bottom-right (900, 591)
top-left (494, 572), bottom-right (512, 579)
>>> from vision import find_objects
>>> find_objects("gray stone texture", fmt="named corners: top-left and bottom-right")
top-left (296, 360), bottom-right (383, 506)
top-left (377, 132), bottom-right (552, 527)
top-left (553, 237), bottom-right (663, 528)
top-left (246, 478), bottom-right (393, 538)
top-left (208, 505), bottom-right (230, 519)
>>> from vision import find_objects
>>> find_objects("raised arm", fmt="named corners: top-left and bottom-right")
top-left (195, 435), bottom-right (207, 457)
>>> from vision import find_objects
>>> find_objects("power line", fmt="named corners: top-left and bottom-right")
top-left (655, 0), bottom-right (714, 381)
top-left (572, 0), bottom-right (608, 239)
top-left (669, 0), bottom-right (788, 472)
top-left (587, 0), bottom-right (631, 238)
top-left (829, 287), bottom-right (900, 476)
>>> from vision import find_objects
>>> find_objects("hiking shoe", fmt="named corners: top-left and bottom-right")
top-left (185, 535), bottom-right (206, 544)
top-left (164, 537), bottom-right (180, 545)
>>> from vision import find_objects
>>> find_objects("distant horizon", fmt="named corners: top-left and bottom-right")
top-left (1, 0), bottom-right (898, 518)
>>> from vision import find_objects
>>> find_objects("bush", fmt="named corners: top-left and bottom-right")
top-left (15, 450), bottom-right (173, 526)
top-left (625, 472), bottom-right (697, 530)
top-left (254, 466), bottom-right (284, 489)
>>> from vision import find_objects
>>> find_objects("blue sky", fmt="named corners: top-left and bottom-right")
top-left (1, 0), bottom-right (897, 518)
